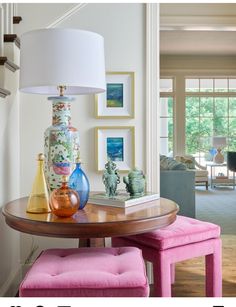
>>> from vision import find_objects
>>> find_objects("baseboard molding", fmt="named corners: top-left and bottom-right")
top-left (0, 264), bottom-right (22, 297)
top-left (0, 263), bottom-right (33, 297)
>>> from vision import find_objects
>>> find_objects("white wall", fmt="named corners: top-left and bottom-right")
top-left (18, 3), bottom-right (146, 259)
top-left (16, 3), bottom-right (76, 36)
top-left (0, 67), bottom-right (20, 296)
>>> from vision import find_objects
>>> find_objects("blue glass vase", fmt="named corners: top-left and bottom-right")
top-left (69, 162), bottom-right (90, 209)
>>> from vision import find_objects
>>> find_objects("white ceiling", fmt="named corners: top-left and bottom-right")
top-left (160, 4), bottom-right (236, 56)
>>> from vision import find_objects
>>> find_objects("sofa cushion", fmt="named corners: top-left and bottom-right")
top-left (122, 216), bottom-right (220, 251)
top-left (179, 156), bottom-right (195, 169)
top-left (160, 155), bottom-right (187, 170)
top-left (19, 247), bottom-right (149, 297)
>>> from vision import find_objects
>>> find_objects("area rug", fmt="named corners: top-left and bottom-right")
top-left (196, 186), bottom-right (236, 234)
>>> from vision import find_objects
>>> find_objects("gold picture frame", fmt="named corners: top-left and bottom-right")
top-left (95, 126), bottom-right (135, 172)
top-left (95, 72), bottom-right (135, 119)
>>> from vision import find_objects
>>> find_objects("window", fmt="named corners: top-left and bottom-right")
top-left (185, 78), bottom-right (236, 164)
top-left (160, 78), bottom-right (174, 156)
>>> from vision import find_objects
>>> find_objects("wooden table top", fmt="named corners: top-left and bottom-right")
top-left (2, 197), bottom-right (179, 239)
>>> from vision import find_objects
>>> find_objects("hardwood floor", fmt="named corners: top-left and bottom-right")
top-left (150, 235), bottom-right (236, 297)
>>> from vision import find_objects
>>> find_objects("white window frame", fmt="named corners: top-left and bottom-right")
top-left (160, 77), bottom-right (175, 156)
top-left (185, 77), bottom-right (236, 163)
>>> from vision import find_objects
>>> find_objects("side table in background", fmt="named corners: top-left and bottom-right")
top-left (206, 162), bottom-right (235, 189)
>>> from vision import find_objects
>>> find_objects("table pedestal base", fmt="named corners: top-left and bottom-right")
top-left (79, 238), bottom-right (105, 247)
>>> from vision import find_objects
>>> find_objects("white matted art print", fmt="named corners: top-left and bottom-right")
top-left (95, 126), bottom-right (135, 172)
top-left (95, 72), bottom-right (134, 118)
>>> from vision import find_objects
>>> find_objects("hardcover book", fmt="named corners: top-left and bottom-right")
top-left (88, 191), bottom-right (160, 208)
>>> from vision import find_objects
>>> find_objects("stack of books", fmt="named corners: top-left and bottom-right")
top-left (88, 191), bottom-right (160, 211)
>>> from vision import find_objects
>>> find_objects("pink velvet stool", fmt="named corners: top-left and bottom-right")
top-left (19, 247), bottom-right (149, 297)
top-left (112, 216), bottom-right (222, 297)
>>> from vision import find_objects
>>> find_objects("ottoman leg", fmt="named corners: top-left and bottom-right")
top-left (171, 263), bottom-right (175, 284)
top-left (205, 239), bottom-right (222, 297)
top-left (153, 252), bottom-right (171, 297)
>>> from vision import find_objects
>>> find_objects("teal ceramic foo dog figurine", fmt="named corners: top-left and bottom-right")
top-left (123, 167), bottom-right (146, 198)
top-left (102, 160), bottom-right (120, 198)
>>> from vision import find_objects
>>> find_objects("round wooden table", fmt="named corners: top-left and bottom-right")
top-left (2, 197), bottom-right (179, 247)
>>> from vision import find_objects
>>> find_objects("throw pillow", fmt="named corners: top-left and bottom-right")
top-left (160, 155), bottom-right (187, 170)
top-left (180, 157), bottom-right (196, 169)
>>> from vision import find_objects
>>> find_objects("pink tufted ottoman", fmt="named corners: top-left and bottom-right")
top-left (112, 215), bottom-right (222, 297)
top-left (19, 247), bottom-right (149, 297)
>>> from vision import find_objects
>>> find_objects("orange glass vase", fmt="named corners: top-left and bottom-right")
top-left (50, 175), bottom-right (80, 217)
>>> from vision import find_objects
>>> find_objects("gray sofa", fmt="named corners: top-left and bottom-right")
top-left (160, 170), bottom-right (196, 218)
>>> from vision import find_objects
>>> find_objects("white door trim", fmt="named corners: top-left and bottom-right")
top-left (146, 3), bottom-right (159, 194)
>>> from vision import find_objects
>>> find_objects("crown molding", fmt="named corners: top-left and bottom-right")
top-left (161, 15), bottom-right (236, 31)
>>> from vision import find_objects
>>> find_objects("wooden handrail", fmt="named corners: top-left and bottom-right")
top-left (4, 34), bottom-right (20, 48)
top-left (4, 34), bottom-right (17, 42)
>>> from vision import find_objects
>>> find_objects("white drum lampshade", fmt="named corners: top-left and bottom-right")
top-left (19, 28), bottom-right (106, 95)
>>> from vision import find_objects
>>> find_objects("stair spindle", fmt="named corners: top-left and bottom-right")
top-left (3, 3), bottom-right (8, 34)
top-left (9, 4), bottom-right (13, 34)
top-left (0, 4), bottom-right (4, 56)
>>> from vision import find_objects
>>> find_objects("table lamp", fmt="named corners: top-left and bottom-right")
top-left (19, 28), bottom-right (106, 191)
top-left (212, 136), bottom-right (227, 164)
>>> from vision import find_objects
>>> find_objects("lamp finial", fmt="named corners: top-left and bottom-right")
top-left (58, 85), bottom-right (67, 96)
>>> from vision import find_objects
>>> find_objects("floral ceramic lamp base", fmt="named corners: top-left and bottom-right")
top-left (44, 96), bottom-right (80, 191)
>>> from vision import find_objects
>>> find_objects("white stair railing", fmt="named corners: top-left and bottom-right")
top-left (2, 3), bottom-right (14, 36)
top-left (13, 3), bottom-right (17, 16)
top-left (0, 4), bottom-right (4, 56)
top-left (0, 3), bottom-right (16, 56)
top-left (3, 3), bottom-right (8, 34)
top-left (46, 3), bottom-right (87, 28)
top-left (9, 3), bottom-right (13, 34)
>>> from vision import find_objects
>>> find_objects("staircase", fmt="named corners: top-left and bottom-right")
top-left (0, 3), bottom-right (21, 98)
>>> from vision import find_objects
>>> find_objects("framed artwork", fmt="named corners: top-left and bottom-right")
top-left (95, 72), bottom-right (135, 118)
top-left (95, 126), bottom-right (135, 172)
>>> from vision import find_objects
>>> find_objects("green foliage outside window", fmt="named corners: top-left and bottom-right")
top-left (185, 96), bottom-right (236, 160)
top-left (160, 97), bottom-right (173, 154)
